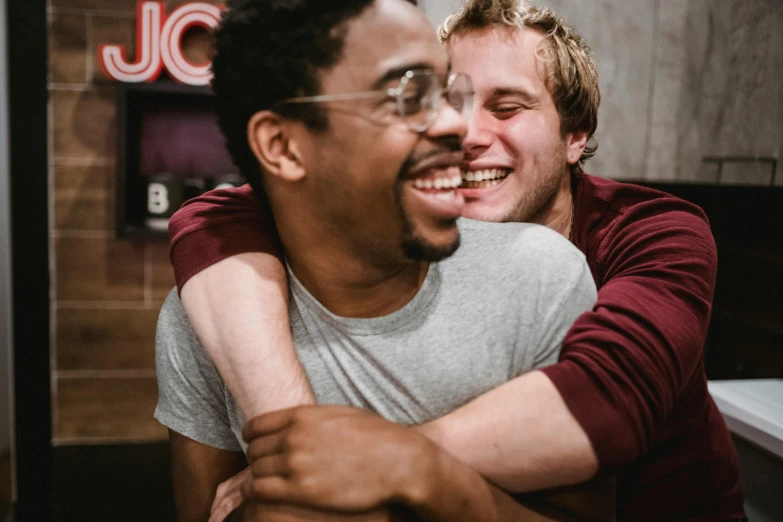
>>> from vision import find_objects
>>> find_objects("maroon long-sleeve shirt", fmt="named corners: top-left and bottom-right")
top-left (168, 173), bottom-right (745, 521)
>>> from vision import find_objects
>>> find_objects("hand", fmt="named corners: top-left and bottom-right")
top-left (209, 467), bottom-right (250, 522)
top-left (241, 405), bottom-right (437, 512)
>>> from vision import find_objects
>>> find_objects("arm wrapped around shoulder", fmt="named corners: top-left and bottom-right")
top-left (541, 205), bottom-right (718, 469)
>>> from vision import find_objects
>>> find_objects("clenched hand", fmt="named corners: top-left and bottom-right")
top-left (241, 405), bottom-right (440, 512)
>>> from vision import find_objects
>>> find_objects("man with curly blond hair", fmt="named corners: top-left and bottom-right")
top-left (158, 0), bottom-right (746, 520)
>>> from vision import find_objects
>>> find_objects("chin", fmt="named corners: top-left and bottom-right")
top-left (402, 228), bottom-right (461, 262)
top-left (461, 203), bottom-right (509, 224)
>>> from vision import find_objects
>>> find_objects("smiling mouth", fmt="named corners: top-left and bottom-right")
top-left (460, 168), bottom-right (511, 189)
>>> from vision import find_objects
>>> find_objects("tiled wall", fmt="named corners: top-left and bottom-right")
top-left (48, 0), bottom-right (220, 445)
top-left (47, 0), bottom-right (782, 443)
top-left (549, 0), bottom-right (783, 183)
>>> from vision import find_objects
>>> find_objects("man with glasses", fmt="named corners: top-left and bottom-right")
top-left (162, 0), bottom-right (747, 520)
top-left (154, 0), bottom-right (601, 520)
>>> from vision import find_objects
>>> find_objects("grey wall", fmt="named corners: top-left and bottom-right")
top-left (419, 0), bottom-right (783, 184)
top-left (419, 0), bottom-right (463, 27)
top-left (0, 0), bottom-right (15, 457)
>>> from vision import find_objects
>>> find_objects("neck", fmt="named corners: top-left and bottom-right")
top-left (287, 248), bottom-right (428, 318)
top-left (267, 186), bottom-right (429, 318)
top-left (537, 172), bottom-right (574, 240)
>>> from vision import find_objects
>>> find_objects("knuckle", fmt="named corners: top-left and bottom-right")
top-left (215, 482), bottom-right (228, 497)
top-left (286, 428), bottom-right (308, 449)
top-left (247, 479), bottom-right (267, 499)
top-left (286, 451), bottom-right (308, 473)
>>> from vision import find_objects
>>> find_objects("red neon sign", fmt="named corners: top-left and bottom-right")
top-left (99, 2), bottom-right (223, 86)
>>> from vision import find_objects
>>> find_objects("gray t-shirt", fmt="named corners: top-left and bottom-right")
top-left (155, 219), bottom-right (597, 452)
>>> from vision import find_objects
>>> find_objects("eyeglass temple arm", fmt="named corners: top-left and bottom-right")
top-left (279, 88), bottom-right (398, 105)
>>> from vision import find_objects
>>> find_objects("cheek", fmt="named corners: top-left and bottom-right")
top-left (497, 113), bottom-right (560, 161)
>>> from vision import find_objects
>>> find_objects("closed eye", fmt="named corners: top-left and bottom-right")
top-left (490, 105), bottom-right (525, 118)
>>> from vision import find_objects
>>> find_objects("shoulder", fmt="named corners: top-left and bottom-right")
top-left (579, 174), bottom-right (712, 234)
top-left (577, 175), bottom-right (717, 284)
top-left (453, 219), bottom-right (591, 286)
top-left (579, 175), bottom-right (715, 252)
top-left (458, 218), bottom-right (587, 264)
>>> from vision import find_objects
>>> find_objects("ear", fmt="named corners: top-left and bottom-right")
top-left (247, 111), bottom-right (307, 183)
top-left (566, 130), bottom-right (589, 166)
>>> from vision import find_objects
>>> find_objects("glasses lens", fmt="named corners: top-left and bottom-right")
top-left (446, 73), bottom-right (473, 121)
top-left (397, 70), bottom-right (440, 131)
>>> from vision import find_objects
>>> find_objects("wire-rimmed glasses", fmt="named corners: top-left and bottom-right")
top-left (275, 70), bottom-right (473, 132)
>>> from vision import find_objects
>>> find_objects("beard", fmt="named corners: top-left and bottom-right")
top-left (394, 138), bottom-right (463, 262)
top-left (501, 140), bottom-right (569, 224)
top-left (399, 217), bottom-right (461, 261)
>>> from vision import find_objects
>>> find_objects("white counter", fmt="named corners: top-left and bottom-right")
top-left (708, 379), bottom-right (783, 459)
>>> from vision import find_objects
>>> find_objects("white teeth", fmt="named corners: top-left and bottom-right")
top-left (461, 169), bottom-right (510, 182)
top-left (413, 174), bottom-right (462, 190)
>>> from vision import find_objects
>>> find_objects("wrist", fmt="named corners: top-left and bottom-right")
top-left (396, 434), bottom-right (446, 511)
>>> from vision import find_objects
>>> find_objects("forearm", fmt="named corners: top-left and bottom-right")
top-left (411, 454), bottom-right (573, 521)
top-left (238, 503), bottom-right (407, 522)
top-left (416, 370), bottom-right (598, 493)
top-left (400, 437), bottom-right (585, 522)
top-left (180, 253), bottom-right (315, 418)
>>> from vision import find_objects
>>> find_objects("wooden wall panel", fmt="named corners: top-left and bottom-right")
top-left (55, 378), bottom-right (166, 442)
top-left (56, 308), bottom-right (159, 371)
top-left (49, 12), bottom-right (88, 84)
top-left (54, 162), bottom-right (115, 230)
top-left (48, 0), bottom-right (222, 443)
top-left (55, 237), bottom-right (146, 302)
top-left (52, 87), bottom-right (116, 159)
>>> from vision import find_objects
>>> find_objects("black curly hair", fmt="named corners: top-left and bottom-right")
top-left (211, 0), bottom-right (389, 192)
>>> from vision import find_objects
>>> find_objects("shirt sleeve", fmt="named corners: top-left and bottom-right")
top-left (154, 289), bottom-right (243, 452)
top-left (540, 206), bottom-right (718, 470)
top-left (168, 184), bottom-right (284, 292)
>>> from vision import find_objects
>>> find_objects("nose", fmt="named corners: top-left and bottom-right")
top-left (462, 107), bottom-right (493, 155)
top-left (424, 95), bottom-right (468, 141)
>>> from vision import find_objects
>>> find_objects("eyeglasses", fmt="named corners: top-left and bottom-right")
top-left (275, 70), bottom-right (474, 133)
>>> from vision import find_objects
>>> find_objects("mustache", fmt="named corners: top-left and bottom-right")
top-left (398, 137), bottom-right (463, 180)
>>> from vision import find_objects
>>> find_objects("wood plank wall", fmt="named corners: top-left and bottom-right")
top-left (48, 0), bottom-right (222, 445)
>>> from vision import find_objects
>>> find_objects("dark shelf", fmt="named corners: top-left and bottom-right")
top-left (116, 80), bottom-right (240, 238)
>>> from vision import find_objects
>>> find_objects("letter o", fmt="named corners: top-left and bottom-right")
top-left (160, 4), bottom-right (223, 86)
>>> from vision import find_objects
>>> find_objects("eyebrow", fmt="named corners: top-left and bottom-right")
top-left (488, 86), bottom-right (539, 102)
top-left (371, 62), bottom-right (436, 90)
